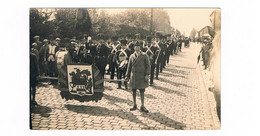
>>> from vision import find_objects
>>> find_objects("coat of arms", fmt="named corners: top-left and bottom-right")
top-left (67, 65), bottom-right (94, 96)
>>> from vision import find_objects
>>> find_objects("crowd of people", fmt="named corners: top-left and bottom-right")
top-left (30, 34), bottom-right (191, 110)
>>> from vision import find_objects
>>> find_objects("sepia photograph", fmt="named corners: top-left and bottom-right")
top-left (29, 8), bottom-right (221, 130)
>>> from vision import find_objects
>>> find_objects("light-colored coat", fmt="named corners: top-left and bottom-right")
top-left (126, 52), bottom-right (150, 89)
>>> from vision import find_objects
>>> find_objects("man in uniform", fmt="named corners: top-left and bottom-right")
top-left (173, 37), bottom-right (178, 55)
top-left (114, 39), bottom-right (131, 89)
top-left (165, 40), bottom-right (171, 65)
top-left (95, 40), bottom-right (109, 78)
top-left (169, 39), bottom-right (174, 55)
top-left (158, 41), bottom-right (165, 72)
top-left (154, 41), bottom-right (162, 80)
top-left (147, 38), bottom-right (160, 85)
top-left (109, 40), bottom-right (120, 79)
top-left (125, 42), bottom-right (150, 112)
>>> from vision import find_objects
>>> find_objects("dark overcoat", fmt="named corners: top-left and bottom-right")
top-left (126, 52), bottom-right (150, 89)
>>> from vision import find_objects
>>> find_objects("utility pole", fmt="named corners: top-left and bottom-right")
top-left (150, 8), bottom-right (153, 35)
top-left (74, 8), bottom-right (79, 35)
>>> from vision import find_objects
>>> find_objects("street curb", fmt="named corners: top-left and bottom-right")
top-left (197, 48), bottom-right (221, 129)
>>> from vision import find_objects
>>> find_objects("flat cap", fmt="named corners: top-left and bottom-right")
top-left (33, 35), bottom-right (40, 39)
top-left (43, 39), bottom-right (49, 42)
top-left (55, 38), bottom-right (61, 41)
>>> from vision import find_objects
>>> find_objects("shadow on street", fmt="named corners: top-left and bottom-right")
top-left (141, 112), bottom-right (186, 129)
top-left (31, 104), bottom-right (52, 118)
top-left (65, 104), bottom-right (185, 130)
top-left (157, 77), bottom-right (192, 89)
top-left (103, 94), bottom-right (133, 106)
top-left (151, 84), bottom-right (186, 97)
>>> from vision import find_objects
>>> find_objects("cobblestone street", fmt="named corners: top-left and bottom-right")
top-left (31, 42), bottom-right (220, 130)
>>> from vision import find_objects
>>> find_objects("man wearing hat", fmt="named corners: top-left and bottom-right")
top-left (125, 42), bottom-right (150, 113)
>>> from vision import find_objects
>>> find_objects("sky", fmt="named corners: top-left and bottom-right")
top-left (165, 8), bottom-right (215, 36)
top-left (104, 8), bottom-right (215, 36)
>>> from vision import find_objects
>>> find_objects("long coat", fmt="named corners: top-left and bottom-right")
top-left (126, 52), bottom-right (150, 89)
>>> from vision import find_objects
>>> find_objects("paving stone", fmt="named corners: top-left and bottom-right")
top-left (31, 43), bottom-right (220, 130)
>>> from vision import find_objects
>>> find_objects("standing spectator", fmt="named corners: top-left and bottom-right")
top-left (126, 42), bottom-right (150, 112)
top-left (31, 43), bottom-right (40, 67)
top-left (204, 39), bottom-right (213, 70)
top-left (55, 38), bottom-right (61, 51)
top-left (30, 44), bottom-right (39, 105)
top-left (33, 35), bottom-right (43, 51)
top-left (39, 39), bottom-right (49, 76)
top-left (47, 40), bottom-right (58, 84)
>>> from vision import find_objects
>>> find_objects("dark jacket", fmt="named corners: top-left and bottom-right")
top-left (126, 52), bottom-right (150, 89)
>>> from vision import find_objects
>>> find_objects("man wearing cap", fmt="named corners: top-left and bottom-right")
top-left (55, 38), bottom-right (61, 50)
top-left (125, 42), bottom-right (150, 113)
top-left (31, 43), bottom-right (40, 65)
top-left (39, 39), bottom-right (49, 76)
top-left (33, 35), bottom-right (43, 51)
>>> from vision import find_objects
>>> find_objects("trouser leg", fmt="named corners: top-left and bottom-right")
top-left (110, 62), bottom-right (115, 79)
top-left (123, 68), bottom-right (127, 88)
top-left (156, 63), bottom-right (159, 79)
top-left (150, 64), bottom-right (155, 84)
top-left (132, 89), bottom-right (137, 105)
top-left (140, 89), bottom-right (145, 107)
top-left (166, 54), bottom-right (170, 64)
top-left (159, 60), bottom-right (163, 73)
top-left (117, 69), bottom-right (122, 88)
